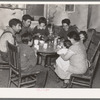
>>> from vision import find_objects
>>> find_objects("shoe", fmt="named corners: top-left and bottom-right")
top-left (61, 82), bottom-right (68, 88)
top-left (56, 77), bottom-right (61, 83)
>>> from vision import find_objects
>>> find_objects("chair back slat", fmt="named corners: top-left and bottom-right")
top-left (87, 41), bottom-right (100, 79)
top-left (86, 29), bottom-right (100, 60)
top-left (7, 42), bottom-right (21, 74)
top-left (90, 41), bottom-right (100, 63)
top-left (86, 29), bottom-right (96, 52)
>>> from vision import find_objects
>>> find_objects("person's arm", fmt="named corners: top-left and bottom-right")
top-left (60, 49), bottom-right (75, 61)
top-left (58, 27), bottom-right (64, 39)
top-left (45, 27), bottom-right (49, 36)
top-left (7, 33), bottom-right (14, 45)
top-left (32, 26), bottom-right (38, 36)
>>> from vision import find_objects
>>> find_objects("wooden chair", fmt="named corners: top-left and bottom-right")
top-left (68, 41), bottom-right (100, 88)
top-left (0, 60), bottom-right (9, 69)
top-left (86, 29), bottom-right (98, 60)
top-left (7, 42), bottom-right (47, 88)
top-left (86, 29), bottom-right (96, 51)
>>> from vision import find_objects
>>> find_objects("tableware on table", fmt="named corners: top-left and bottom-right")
top-left (34, 44), bottom-right (39, 50)
top-left (43, 43), bottom-right (48, 49)
top-left (34, 39), bottom-right (39, 45)
top-left (39, 40), bottom-right (45, 45)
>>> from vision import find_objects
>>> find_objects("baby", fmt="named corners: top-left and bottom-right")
top-left (56, 40), bottom-right (72, 72)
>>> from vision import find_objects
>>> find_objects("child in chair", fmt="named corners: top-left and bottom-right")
top-left (55, 40), bottom-right (72, 72)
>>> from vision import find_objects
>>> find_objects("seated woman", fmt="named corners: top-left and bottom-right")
top-left (32, 17), bottom-right (49, 41)
top-left (54, 31), bottom-right (88, 88)
top-left (79, 31), bottom-right (88, 43)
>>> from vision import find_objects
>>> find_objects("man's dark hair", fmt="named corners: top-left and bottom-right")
top-left (62, 19), bottom-right (70, 26)
top-left (38, 17), bottom-right (47, 25)
top-left (22, 14), bottom-right (34, 21)
top-left (67, 31), bottom-right (80, 41)
top-left (9, 18), bottom-right (22, 27)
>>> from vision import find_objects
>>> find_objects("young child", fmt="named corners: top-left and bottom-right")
top-left (55, 40), bottom-right (72, 72)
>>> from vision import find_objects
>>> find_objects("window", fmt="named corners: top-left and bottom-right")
top-left (26, 4), bottom-right (46, 21)
top-left (65, 5), bottom-right (75, 13)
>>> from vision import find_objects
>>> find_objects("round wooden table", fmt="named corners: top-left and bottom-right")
top-left (37, 44), bottom-right (59, 67)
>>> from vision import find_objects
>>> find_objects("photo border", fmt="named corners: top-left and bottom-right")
top-left (0, 0), bottom-right (100, 99)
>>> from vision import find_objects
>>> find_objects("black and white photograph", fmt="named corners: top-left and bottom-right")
top-left (0, 1), bottom-right (100, 97)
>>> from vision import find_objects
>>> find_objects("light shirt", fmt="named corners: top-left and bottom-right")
top-left (56, 48), bottom-right (74, 72)
top-left (0, 27), bottom-right (15, 52)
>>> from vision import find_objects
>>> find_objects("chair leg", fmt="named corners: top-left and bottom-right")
top-left (37, 55), bottom-right (40, 65)
top-left (68, 76), bottom-right (74, 88)
top-left (8, 69), bottom-right (12, 87)
top-left (18, 76), bottom-right (21, 88)
top-left (44, 56), bottom-right (48, 67)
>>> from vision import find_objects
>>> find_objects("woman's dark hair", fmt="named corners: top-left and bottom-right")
top-left (38, 17), bottom-right (47, 25)
top-left (63, 40), bottom-right (72, 48)
top-left (62, 19), bottom-right (70, 26)
top-left (79, 31), bottom-right (88, 43)
top-left (67, 31), bottom-right (80, 41)
top-left (9, 18), bottom-right (22, 27)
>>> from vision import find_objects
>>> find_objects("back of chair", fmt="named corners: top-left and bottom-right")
top-left (7, 42), bottom-right (21, 74)
top-left (86, 29), bottom-right (98, 60)
top-left (86, 29), bottom-right (96, 52)
top-left (90, 41), bottom-right (100, 63)
top-left (88, 41), bottom-right (100, 79)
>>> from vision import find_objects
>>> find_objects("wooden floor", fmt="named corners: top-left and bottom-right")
top-left (0, 67), bottom-right (64, 88)
top-left (0, 61), bottom-right (100, 88)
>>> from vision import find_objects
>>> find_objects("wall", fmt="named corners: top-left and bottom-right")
top-left (0, 4), bottom-right (100, 32)
top-left (88, 5), bottom-right (100, 32)
top-left (69, 5), bottom-right (88, 31)
top-left (48, 4), bottom-right (88, 31)
top-left (0, 7), bottom-right (24, 30)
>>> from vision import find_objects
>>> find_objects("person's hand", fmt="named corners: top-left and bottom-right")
top-left (55, 46), bottom-right (62, 52)
top-left (28, 39), bottom-right (33, 46)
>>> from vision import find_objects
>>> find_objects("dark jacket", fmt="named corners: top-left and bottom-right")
top-left (18, 43), bottom-right (37, 71)
top-left (58, 25), bottom-right (78, 40)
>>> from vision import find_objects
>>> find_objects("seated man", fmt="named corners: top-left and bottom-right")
top-left (16, 14), bottom-right (34, 44)
top-left (0, 18), bottom-right (22, 62)
top-left (58, 18), bottom-right (78, 40)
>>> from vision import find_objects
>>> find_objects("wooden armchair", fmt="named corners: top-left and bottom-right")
top-left (0, 58), bottom-right (9, 69)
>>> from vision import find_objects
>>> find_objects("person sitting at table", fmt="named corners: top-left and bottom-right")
top-left (32, 17), bottom-right (49, 41)
top-left (79, 31), bottom-right (88, 43)
top-left (16, 14), bottom-right (34, 44)
top-left (0, 18), bottom-right (22, 62)
top-left (58, 18), bottom-right (78, 40)
top-left (17, 38), bottom-right (48, 87)
top-left (54, 31), bottom-right (88, 88)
